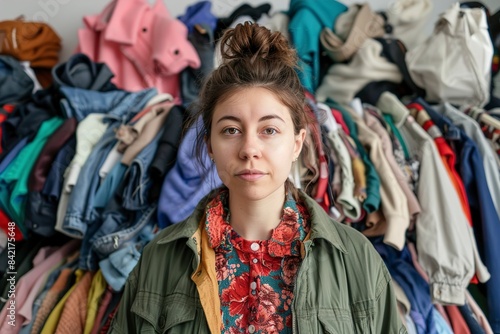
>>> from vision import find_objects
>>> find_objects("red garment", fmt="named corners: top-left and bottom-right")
top-left (99, 305), bottom-right (119, 334)
top-left (421, 120), bottom-right (473, 226)
top-left (306, 108), bottom-right (329, 209)
top-left (205, 189), bottom-right (310, 333)
top-left (0, 209), bottom-right (23, 241)
top-left (304, 90), bottom-right (315, 102)
top-left (408, 103), bottom-right (473, 226)
top-left (445, 305), bottom-right (472, 334)
top-left (2, 105), bottom-right (14, 112)
top-left (91, 287), bottom-right (113, 334)
top-left (331, 108), bottom-right (350, 135)
top-left (481, 125), bottom-right (500, 157)
top-left (0, 105), bottom-right (16, 154)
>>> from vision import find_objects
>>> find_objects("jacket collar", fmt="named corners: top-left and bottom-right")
top-left (156, 189), bottom-right (348, 254)
top-left (156, 202), bottom-right (204, 244)
top-left (300, 191), bottom-right (348, 253)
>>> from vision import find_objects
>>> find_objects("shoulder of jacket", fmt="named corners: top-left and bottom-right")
top-left (329, 219), bottom-right (380, 258)
top-left (141, 220), bottom-right (194, 256)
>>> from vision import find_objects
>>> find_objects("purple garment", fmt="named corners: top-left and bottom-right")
top-left (177, 1), bottom-right (217, 34)
top-left (157, 120), bottom-right (222, 227)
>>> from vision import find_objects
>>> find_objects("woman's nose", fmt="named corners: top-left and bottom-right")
top-left (239, 133), bottom-right (262, 160)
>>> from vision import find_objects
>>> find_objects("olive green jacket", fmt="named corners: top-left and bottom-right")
top-left (109, 192), bottom-right (407, 333)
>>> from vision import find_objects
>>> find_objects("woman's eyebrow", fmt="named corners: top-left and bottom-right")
top-left (216, 114), bottom-right (285, 124)
top-left (259, 114), bottom-right (286, 123)
top-left (216, 115), bottom-right (241, 124)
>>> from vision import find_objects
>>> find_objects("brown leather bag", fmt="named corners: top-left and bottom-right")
top-left (0, 17), bottom-right (61, 68)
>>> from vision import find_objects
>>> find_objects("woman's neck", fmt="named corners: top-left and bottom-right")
top-left (228, 189), bottom-right (285, 241)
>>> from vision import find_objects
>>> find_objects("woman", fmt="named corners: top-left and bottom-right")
top-left (109, 22), bottom-right (406, 334)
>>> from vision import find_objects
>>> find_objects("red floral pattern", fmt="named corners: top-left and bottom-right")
top-left (216, 253), bottom-right (230, 281)
top-left (221, 273), bottom-right (252, 317)
top-left (281, 257), bottom-right (301, 287)
top-left (205, 189), bottom-right (310, 333)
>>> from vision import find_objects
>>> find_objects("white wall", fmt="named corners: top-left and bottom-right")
top-left (0, 0), bottom-right (499, 61)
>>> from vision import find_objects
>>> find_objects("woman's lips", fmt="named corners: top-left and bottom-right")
top-left (236, 169), bottom-right (266, 181)
top-left (237, 173), bottom-right (265, 181)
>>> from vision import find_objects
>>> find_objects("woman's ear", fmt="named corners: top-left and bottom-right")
top-left (206, 136), bottom-right (213, 157)
top-left (293, 128), bottom-right (307, 158)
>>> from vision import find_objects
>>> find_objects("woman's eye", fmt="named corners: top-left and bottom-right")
top-left (223, 127), bottom-right (240, 135)
top-left (263, 128), bottom-right (278, 135)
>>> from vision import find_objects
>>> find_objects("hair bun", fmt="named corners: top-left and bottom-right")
top-left (220, 21), bottom-right (297, 68)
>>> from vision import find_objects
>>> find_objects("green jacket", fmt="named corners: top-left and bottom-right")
top-left (109, 192), bottom-right (407, 333)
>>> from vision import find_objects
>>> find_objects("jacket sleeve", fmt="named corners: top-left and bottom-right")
top-left (108, 264), bottom-right (140, 334)
top-left (399, 122), bottom-right (488, 305)
top-left (413, 138), bottom-right (489, 303)
top-left (374, 265), bottom-right (408, 334)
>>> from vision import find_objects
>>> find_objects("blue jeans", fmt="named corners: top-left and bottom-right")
top-left (93, 203), bottom-right (157, 260)
top-left (98, 218), bottom-right (156, 292)
top-left (79, 130), bottom-right (162, 270)
top-left (80, 203), bottom-right (157, 271)
top-left (121, 130), bottom-right (163, 211)
top-left (60, 86), bottom-right (157, 122)
top-left (62, 127), bottom-right (117, 238)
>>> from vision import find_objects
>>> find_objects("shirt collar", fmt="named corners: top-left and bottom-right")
top-left (156, 189), bottom-right (348, 255)
top-left (203, 188), bottom-right (310, 258)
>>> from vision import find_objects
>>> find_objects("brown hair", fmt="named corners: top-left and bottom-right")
top-left (188, 22), bottom-right (313, 198)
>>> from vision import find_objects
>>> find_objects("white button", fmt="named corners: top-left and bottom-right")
top-left (250, 243), bottom-right (259, 251)
top-left (248, 325), bottom-right (256, 333)
top-left (250, 282), bottom-right (257, 290)
top-left (252, 258), bottom-right (258, 264)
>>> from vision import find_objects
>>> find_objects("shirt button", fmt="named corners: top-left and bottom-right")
top-left (252, 258), bottom-right (258, 264)
top-left (250, 243), bottom-right (259, 251)
top-left (250, 282), bottom-right (257, 290)
top-left (248, 325), bottom-right (256, 333)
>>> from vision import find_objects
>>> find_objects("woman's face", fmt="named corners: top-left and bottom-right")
top-left (208, 87), bottom-right (306, 202)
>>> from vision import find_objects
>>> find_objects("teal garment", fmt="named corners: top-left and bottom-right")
top-left (109, 190), bottom-right (407, 334)
top-left (288, 0), bottom-right (347, 93)
top-left (383, 114), bottom-right (410, 160)
top-left (327, 99), bottom-right (381, 213)
top-left (0, 117), bottom-right (64, 235)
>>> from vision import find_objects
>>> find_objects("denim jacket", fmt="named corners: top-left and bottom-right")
top-left (84, 130), bottom-right (164, 268)
top-left (110, 191), bottom-right (407, 333)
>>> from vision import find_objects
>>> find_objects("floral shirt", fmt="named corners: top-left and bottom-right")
top-left (205, 189), bottom-right (310, 334)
